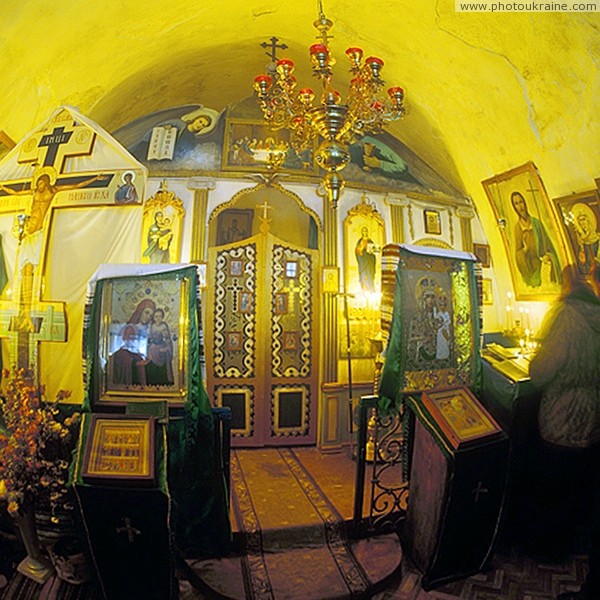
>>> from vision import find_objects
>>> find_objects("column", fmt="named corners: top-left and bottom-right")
top-left (187, 179), bottom-right (215, 262)
top-left (385, 194), bottom-right (410, 243)
top-left (321, 195), bottom-right (338, 383)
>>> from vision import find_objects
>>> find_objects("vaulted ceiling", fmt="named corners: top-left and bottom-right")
top-left (1, 1), bottom-right (599, 245)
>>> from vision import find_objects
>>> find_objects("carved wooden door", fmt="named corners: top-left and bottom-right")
top-left (206, 230), bottom-right (319, 447)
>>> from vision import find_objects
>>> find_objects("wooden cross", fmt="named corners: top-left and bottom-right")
top-left (0, 295), bottom-right (66, 373)
top-left (0, 111), bottom-right (113, 375)
top-left (525, 178), bottom-right (541, 205)
top-left (116, 517), bottom-right (141, 543)
top-left (19, 117), bottom-right (95, 172)
top-left (260, 36), bottom-right (288, 63)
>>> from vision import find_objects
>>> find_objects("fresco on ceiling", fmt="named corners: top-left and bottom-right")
top-left (347, 135), bottom-right (420, 185)
top-left (346, 131), bottom-right (463, 198)
top-left (113, 103), bottom-right (463, 199)
top-left (113, 104), bottom-right (225, 172)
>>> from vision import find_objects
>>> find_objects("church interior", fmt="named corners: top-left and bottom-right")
top-left (0, 1), bottom-right (599, 599)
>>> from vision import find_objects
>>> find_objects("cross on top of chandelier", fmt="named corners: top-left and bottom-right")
top-left (253, 2), bottom-right (405, 150)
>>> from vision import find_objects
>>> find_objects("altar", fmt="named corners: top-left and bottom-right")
top-left (480, 336), bottom-right (539, 437)
top-left (479, 334), bottom-right (541, 479)
top-left (72, 412), bottom-right (176, 600)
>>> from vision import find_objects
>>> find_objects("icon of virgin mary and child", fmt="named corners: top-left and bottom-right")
top-left (109, 298), bottom-right (174, 387)
top-left (406, 276), bottom-right (453, 368)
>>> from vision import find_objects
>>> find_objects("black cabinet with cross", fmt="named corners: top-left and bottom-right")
top-left (403, 387), bottom-right (510, 590)
top-left (72, 412), bottom-right (177, 600)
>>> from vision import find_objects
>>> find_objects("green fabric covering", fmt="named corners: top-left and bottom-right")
top-left (72, 416), bottom-right (176, 600)
top-left (80, 265), bottom-right (231, 557)
top-left (0, 234), bottom-right (8, 296)
top-left (378, 245), bottom-right (482, 416)
top-left (404, 395), bottom-right (453, 460)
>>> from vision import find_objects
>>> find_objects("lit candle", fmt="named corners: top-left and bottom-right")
top-left (518, 306), bottom-right (524, 328)
top-left (507, 292), bottom-right (515, 330)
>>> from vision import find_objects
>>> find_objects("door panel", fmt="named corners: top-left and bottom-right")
top-left (207, 231), bottom-right (318, 446)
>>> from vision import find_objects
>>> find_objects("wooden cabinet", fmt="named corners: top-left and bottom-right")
top-left (404, 387), bottom-right (509, 590)
top-left (73, 413), bottom-right (176, 600)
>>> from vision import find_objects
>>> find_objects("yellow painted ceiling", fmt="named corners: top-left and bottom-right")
top-left (1, 1), bottom-right (599, 244)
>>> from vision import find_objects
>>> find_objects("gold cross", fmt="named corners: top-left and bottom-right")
top-left (257, 199), bottom-right (272, 222)
top-left (282, 278), bottom-right (303, 313)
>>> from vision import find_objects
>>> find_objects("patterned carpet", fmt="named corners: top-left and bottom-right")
top-left (0, 447), bottom-right (590, 599)
top-left (184, 448), bottom-right (402, 599)
top-left (0, 574), bottom-right (102, 600)
top-left (1, 534), bottom-right (588, 600)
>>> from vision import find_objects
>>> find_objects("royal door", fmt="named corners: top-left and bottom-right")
top-left (206, 228), bottom-right (319, 447)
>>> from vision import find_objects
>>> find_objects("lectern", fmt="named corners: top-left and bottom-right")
top-left (377, 244), bottom-right (509, 588)
top-left (73, 412), bottom-right (176, 600)
top-left (71, 264), bottom-right (231, 599)
top-left (404, 387), bottom-right (509, 590)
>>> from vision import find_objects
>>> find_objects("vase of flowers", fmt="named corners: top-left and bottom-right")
top-left (0, 367), bottom-right (80, 583)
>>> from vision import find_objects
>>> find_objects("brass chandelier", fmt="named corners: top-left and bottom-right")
top-left (253, 1), bottom-right (406, 209)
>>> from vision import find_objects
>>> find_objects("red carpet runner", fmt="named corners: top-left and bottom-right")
top-left (185, 448), bottom-right (402, 599)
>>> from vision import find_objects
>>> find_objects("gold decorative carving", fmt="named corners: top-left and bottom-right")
top-left (213, 244), bottom-right (257, 379)
top-left (271, 245), bottom-right (313, 378)
top-left (97, 275), bottom-right (189, 406)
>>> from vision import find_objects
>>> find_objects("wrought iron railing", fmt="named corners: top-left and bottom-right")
top-left (352, 395), bottom-right (410, 538)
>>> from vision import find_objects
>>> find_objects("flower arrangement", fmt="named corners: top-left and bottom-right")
top-left (0, 367), bottom-right (80, 519)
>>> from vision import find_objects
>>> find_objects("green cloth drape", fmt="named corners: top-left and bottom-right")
top-left (377, 244), bottom-right (482, 416)
top-left (81, 265), bottom-right (231, 556)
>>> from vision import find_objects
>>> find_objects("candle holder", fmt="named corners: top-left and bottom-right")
top-left (503, 318), bottom-right (525, 345)
top-left (517, 327), bottom-right (538, 359)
